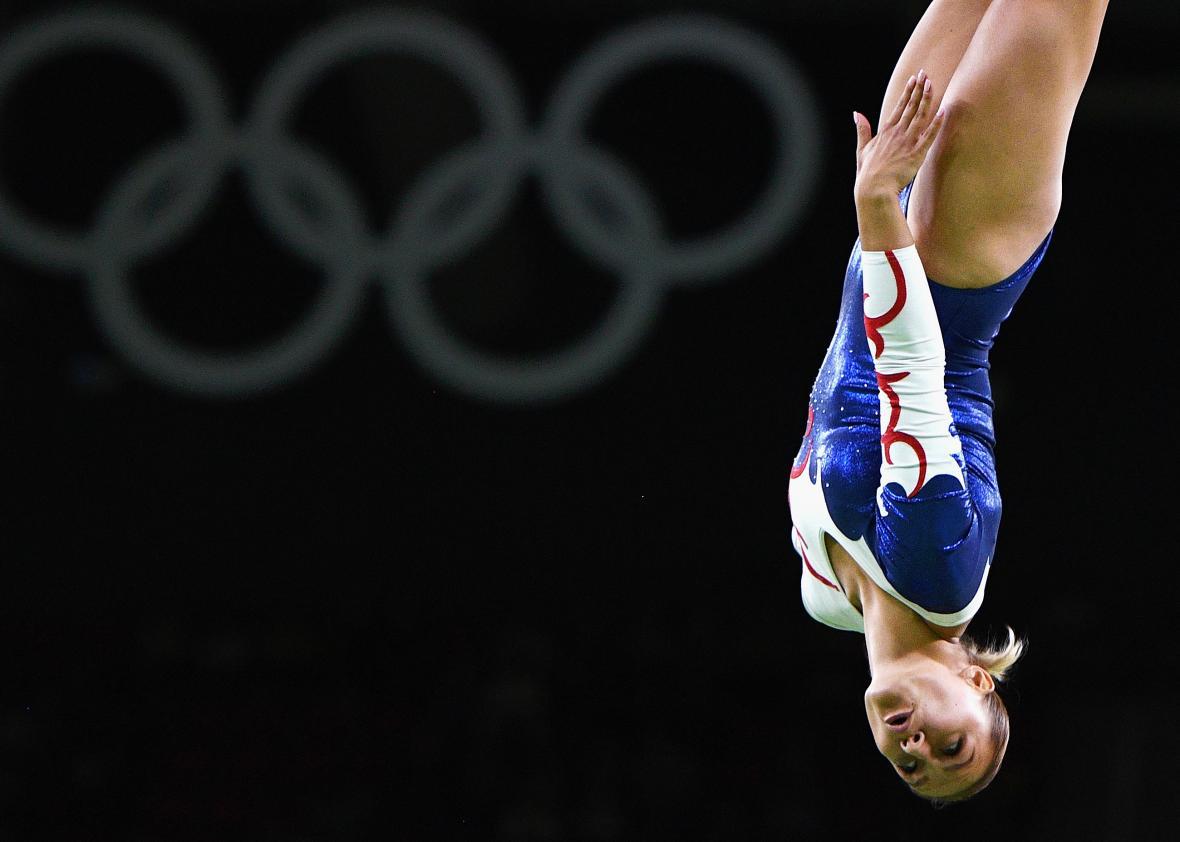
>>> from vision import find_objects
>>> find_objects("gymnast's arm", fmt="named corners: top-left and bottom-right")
top-left (853, 73), bottom-right (979, 576)
top-left (852, 70), bottom-right (944, 250)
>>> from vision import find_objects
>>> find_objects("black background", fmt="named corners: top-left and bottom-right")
top-left (1, 1), bottom-right (1177, 839)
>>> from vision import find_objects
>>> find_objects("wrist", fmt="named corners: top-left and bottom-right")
top-left (854, 184), bottom-right (914, 251)
top-left (853, 181), bottom-right (901, 207)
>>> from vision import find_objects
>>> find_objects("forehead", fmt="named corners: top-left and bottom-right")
top-left (910, 775), bottom-right (972, 798)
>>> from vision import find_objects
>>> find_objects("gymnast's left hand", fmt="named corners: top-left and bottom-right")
top-left (853, 70), bottom-right (946, 201)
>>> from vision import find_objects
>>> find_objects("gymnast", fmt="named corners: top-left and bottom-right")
top-left (788, 0), bottom-right (1107, 802)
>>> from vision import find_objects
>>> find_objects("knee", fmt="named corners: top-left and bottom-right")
top-left (991, 0), bottom-right (1105, 78)
top-left (999, 1), bottom-right (1072, 43)
top-left (1005, 0), bottom-right (1107, 39)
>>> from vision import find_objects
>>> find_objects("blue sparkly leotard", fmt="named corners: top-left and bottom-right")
top-left (788, 184), bottom-right (1052, 632)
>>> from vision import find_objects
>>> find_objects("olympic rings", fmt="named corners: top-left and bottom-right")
top-left (541, 15), bottom-right (820, 285)
top-left (88, 137), bottom-right (371, 394)
top-left (0, 10), bottom-right (231, 272)
top-left (0, 9), bottom-right (821, 402)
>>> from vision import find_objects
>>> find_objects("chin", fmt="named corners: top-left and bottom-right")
top-left (864, 680), bottom-right (910, 715)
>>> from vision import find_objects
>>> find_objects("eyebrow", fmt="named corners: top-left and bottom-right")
top-left (907, 749), bottom-right (977, 791)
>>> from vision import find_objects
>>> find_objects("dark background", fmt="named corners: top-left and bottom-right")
top-left (1, 1), bottom-right (1176, 839)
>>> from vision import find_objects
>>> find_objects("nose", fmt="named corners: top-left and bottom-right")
top-left (901, 730), bottom-right (929, 756)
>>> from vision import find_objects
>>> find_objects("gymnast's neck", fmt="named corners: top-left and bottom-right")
top-left (824, 534), bottom-right (969, 668)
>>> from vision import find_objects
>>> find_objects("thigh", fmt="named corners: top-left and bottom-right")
top-left (908, 0), bottom-right (1109, 288)
top-left (877, 0), bottom-right (993, 130)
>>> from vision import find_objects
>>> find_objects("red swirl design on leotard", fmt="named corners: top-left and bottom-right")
top-left (863, 249), bottom-right (928, 497)
top-left (862, 249), bottom-right (907, 360)
top-left (793, 527), bottom-right (838, 590)
top-left (876, 370), bottom-right (928, 498)
top-left (789, 405), bottom-right (815, 480)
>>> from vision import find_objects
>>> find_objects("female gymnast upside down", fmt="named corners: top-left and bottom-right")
top-left (788, 0), bottom-right (1107, 802)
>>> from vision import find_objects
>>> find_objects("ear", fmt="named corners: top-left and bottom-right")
top-left (961, 664), bottom-right (996, 694)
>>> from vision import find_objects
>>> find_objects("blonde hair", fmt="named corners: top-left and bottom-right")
top-left (961, 626), bottom-right (1027, 683)
top-left (920, 627), bottom-right (1027, 807)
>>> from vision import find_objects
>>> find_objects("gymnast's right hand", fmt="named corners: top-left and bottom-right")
top-left (853, 69), bottom-right (945, 201)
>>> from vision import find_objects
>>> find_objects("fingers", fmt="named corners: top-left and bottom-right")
top-left (910, 77), bottom-right (934, 133)
top-left (884, 74), bottom-right (918, 129)
top-left (853, 111), bottom-right (872, 157)
top-left (898, 72), bottom-right (926, 132)
top-left (917, 106), bottom-right (947, 156)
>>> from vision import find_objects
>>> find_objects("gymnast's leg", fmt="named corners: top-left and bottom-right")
top-left (907, 0), bottom-right (1109, 287)
top-left (876, 0), bottom-right (994, 131)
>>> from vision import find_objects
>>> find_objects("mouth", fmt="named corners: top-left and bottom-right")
top-left (883, 710), bottom-right (912, 731)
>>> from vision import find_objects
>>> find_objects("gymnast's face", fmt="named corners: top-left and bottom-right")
top-left (864, 662), bottom-right (996, 798)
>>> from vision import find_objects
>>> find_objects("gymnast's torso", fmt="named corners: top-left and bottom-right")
top-left (788, 185), bottom-right (1051, 633)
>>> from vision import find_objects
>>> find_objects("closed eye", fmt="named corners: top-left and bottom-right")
top-left (942, 738), bottom-right (965, 757)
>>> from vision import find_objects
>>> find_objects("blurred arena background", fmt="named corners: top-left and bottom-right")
top-left (0, 1), bottom-right (1176, 839)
